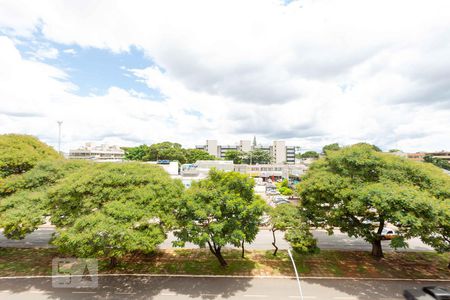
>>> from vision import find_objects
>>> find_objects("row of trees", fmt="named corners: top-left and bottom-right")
top-left (424, 154), bottom-right (450, 171)
top-left (0, 135), bottom-right (449, 268)
top-left (298, 143), bottom-right (450, 259)
top-left (224, 149), bottom-right (273, 164)
top-left (0, 135), bottom-right (269, 267)
top-left (124, 142), bottom-right (216, 164)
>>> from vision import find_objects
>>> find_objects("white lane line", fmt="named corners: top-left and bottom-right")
top-left (243, 295), bottom-right (269, 298)
top-left (333, 297), bottom-right (358, 300)
top-left (72, 291), bottom-right (96, 294)
top-left (115, 292), bottom-right (137, 295)
top-left (289, 296), bottom-right (317, 299)
top-left (161, 293), bottom-right (177, 296)
top-left (29, 291), bottom-right (48, 294)
top-left (201, 294), bottom-right (220, 296)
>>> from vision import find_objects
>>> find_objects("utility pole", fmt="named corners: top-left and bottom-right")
top-left (57, 121), bottom-right (63, 154)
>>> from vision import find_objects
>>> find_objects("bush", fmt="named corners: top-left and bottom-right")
top-left (285, 227), bottom-right (319, 254)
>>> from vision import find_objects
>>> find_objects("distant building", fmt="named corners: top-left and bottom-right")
top-left (427, 151), bottom-right (450, 162)
top-left (196, 139), bottom-right (299, 164)
top-left (68, 143), bottom-right (124, 161)
top-left (234, 163), bottom-right (307, 181)
top-left (406, 151), bottom-right (450, 162)
top-left (180, 160), bottom-right (234, 188)
top-left (146, 160), bottom-right (179, 176)
top-left (407, 152), bottom-right (426, 161)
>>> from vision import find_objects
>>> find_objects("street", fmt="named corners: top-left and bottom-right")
top-left (0, 227), bottom-right (434, 252)
top-left (0, 276), bottom-right (448, 299)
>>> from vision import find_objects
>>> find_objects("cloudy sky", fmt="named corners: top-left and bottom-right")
top-left (0, 0), bottom-right (449, 152)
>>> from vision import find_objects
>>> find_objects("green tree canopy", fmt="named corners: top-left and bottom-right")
top-left (300, 151), bottom-right (320, 159)
top-left (173, 169), bottom-right (267, 266)
top-left (424, 155), bottom-right (450, 171)
top-left (185, 149), bottom-right (216, 163)
top-left (299, 143), bottom-right (450, 258)
top-left (123, 144), bottom-right (150, 161)
top-left (0, 161), bottom-right (184, 266)
top-left (224, 150), bottom-right (244, 164)
top-left (268, 204), bottom-right (300, 255)
top-left (125, 142), bottom-right (215, 164)
top-left (244, 148), bottom-right (273, 165)
top-left (0, 160), bottom-right (88, 239)
top-left (321, 143), bottom-right (340, 155)
top-left (0, 134), bottom-right (60, 178)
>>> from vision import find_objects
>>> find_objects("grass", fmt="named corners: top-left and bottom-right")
top-left (0, 248), bottom-right (448, 279)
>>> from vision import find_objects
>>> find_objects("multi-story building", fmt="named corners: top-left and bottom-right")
top-left (196, 139), bottom-right (299, 164)
top-left (68, 143), bottom-right (125, 161)
top-left (427, 151), bottom-right (450, 162)
top-left (406, 151), bottom-right (450, 162)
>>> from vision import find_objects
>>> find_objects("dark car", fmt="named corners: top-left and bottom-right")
top-left (404, 286), bottom-right (450, 300)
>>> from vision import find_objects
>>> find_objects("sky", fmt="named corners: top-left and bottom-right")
top-left (0, 0), bottom-right (450, 153)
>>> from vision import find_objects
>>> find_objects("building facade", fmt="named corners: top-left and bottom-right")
top-left (68, 143), bottom-right (125, 161)
top-left (196, 139), bottom-right (299, 164)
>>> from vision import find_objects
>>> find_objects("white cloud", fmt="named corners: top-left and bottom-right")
top-left (0, 0), bottom-right (450, 152)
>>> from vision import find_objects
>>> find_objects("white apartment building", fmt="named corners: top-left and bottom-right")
top-left (68, 143), bottom-right (125, 161)
top-left (196, 139), bottom-right (298, 164)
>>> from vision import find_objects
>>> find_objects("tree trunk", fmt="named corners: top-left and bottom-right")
top-left (272, 229), bottom-right (278, 256)
top-left (371, 218), bottom-right (385, 258)
top-left (207, 241), bottom-right (228, 267)
top-left (215, 247), bottom-right (228, 267)
top-left (241, 240), bottom-right (245, 258)
top-left (371, 240), bottom-right (384, 258)
top-left (109, 257), bottom-right (118, 268)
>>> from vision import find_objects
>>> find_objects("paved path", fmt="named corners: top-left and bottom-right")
top-left (0, 276), bottom-right (448, 299)
top-left (0, 227), bottom-right (434, 252)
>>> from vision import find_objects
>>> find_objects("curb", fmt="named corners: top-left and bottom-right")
top-left (0, 273), bottom-right (449, 282)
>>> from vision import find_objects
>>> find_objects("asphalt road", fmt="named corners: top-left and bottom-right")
top-left (0, 276), bottom-right (448, 299)
top-left (0, 227), bottom-right (434, 252)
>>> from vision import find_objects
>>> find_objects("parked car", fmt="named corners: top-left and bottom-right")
top-left (404, 286), bottom-right (450, 300)
top-left (272, 197), bottom-right (290, 205)
top-left (380, 228), bottom-right (398, 240)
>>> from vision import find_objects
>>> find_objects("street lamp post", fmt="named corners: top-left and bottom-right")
top-left (57, 121), bottom-right (63, 154)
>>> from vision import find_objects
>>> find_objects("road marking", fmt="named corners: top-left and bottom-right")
top-left (161, 293), bottom-right (177, 296)
top-left (201, 294), bottom-right (220, 296)
top-left (30, 291), bottom-right (47, 294)
top-left (243, 295), bottom-right (269, 298)
top-left (333, 297), bottom-right (358, 300)
top-left (72, 291), bottom-right (96, 294)
top-left (289, 296), bottom-right (316, 299)
top-left (115, 292), bottom-right (137, 295)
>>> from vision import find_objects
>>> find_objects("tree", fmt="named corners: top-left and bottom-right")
top-left (173, 169), bottom-right (266, 266)
top-left (185, 149), bottom-right (216, 163)
top-left (299, 143), bottom-right (450, 258)
top-left (0, 160), bottom-right (88, 239)
top-left (285, 226), bottom-right (318, 254)
top-left (1, 161), bottom-right (184, 266)
top-left (124, 144), bottom-right (149, 161)
top-left (244, 149), bottom-right (272, 165)
top-left (124, 142), bottom-right (187, 163)
top-left (224, 150), bottom-right (244, 164)
top-left (424, 155), bottom-right (450, 171)
top-left (276, 179), bottom-right (294, 196)
top-left (353, 142), bottom-right (382, 152)
top-left (300, 151), bottom-right (320, 159)
top-left (0, 134), bottom-right (60, 178)
top-left (268, 204), bottom-right (299, 255)
top-left (321, 143), bottom-right (340, 155)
